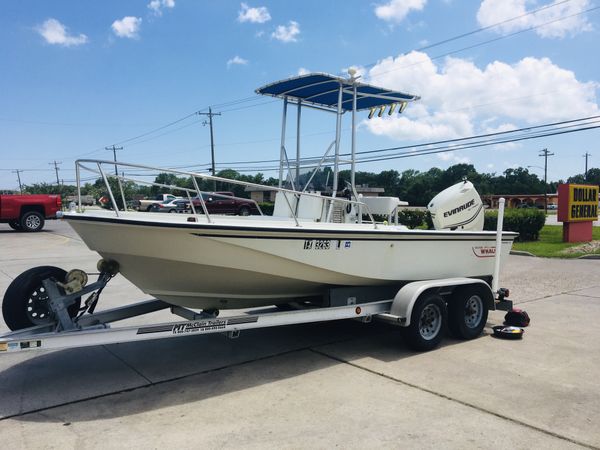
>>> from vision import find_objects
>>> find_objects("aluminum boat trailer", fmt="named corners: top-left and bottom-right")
top-left (0, 259), bottom-right (513, 354)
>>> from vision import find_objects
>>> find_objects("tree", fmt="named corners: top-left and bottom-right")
top-left (568, 168), bottom-right (600, 186)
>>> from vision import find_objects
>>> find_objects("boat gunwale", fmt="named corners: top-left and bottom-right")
top-left (63, 213), bottom-right (519, 241)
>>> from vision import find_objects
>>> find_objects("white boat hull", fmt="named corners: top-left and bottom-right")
top-left (65, 211), bottom-right (516, 309)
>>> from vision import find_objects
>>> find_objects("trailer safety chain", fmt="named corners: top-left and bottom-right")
top-left (76, 271), bottom-right (115, 319)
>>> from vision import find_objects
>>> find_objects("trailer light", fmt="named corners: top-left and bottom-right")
top-left (355, 306), bottom-right (361, 315)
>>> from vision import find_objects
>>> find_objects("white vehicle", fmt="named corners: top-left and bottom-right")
top-left (1, 71), bottom-right (516, 353)
top-left (137, 193), bottom-right (181, 211)
top-left (149, 198), bottom-right (186, 213)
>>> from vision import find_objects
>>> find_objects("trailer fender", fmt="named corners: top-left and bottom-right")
top-left (391, 278), bottom-right (494, 327)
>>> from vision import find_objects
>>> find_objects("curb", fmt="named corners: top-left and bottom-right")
top-left (578, 254), bottom-right (600, 260)
top-left (510, 250), bottom-right (536, 257)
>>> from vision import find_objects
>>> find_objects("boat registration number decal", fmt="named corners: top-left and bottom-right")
top-left (304, 239), bottom-right (331, 250)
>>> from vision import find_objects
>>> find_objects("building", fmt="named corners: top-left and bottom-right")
top-left (482, 193), bottom-right (558, 208)
top-left (244, 186), bottom-right (277, 203)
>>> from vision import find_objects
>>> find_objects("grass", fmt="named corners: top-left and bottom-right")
top-left (512, 225), bottom-right (600, 258)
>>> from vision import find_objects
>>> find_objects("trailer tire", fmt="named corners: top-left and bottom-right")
top-left (2, 266), bottom-right (81, 331)
top-left (448, 285), bottom-right (489, 340)
top-left (401, 293), bottom-right (447, 351)
top-left (8, 220), bottom-right (22, 231)
top-left (20, 211), bottom-right (45, 232)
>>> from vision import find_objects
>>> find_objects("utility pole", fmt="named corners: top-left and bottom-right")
top-left (12, 169), bottom-right (23, 194)
top-left (198, 107), bottom-right (221, 191)
top-left (539, 148), bottom-right (554, 214)
top-left (105, 145), bottom-right (124, 176)
top-left (583, 152), bottom-right (591, 181)
top-left (49, 161), bottom-right (62, 185)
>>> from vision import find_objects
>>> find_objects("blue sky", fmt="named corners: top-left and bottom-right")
top-left (1, 0), bottom-right (599, 190)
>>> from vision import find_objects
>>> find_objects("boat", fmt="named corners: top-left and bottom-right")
top-left (64, 71), bottom-right (518, 310)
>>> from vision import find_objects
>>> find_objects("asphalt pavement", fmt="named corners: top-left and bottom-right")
top-left (0, 220), bottom-right (599, 449)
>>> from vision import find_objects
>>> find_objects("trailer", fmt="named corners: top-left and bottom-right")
top-left (0, 260), bottom-right (512, 355)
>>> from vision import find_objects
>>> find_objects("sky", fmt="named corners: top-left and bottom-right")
top-left (1, 0), bottom-right (599, 190)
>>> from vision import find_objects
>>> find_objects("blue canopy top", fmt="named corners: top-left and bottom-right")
top-left (255, 72), bottom-right (419, 112)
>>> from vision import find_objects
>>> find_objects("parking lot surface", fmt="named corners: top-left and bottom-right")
top-left (0, 221), bottom-right (599, 449)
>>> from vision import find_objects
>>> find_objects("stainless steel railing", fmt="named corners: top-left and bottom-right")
top-left (75, 159), bottom-right (379, 228)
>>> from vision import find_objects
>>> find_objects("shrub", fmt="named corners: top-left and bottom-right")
top-left (397, 209), bottom-right (427, 229)
top-left (258, 202), bottom-right (274, 215)
top-left (484, 208), bottom-right (546, 241)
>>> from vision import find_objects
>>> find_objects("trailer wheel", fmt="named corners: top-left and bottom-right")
top-left (448, 285), bottom-right (489, 340)
top-left (20, 211), bottom-right (45, 232)
top-left (401, 294), bottom-right (447, 351)
top-left (8, 220), bottom-right (22, 231)
top-left (2, 266), bottom-right (81, 331)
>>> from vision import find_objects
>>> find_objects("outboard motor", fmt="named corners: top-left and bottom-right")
top-left (427, 180), bottom-right (484, 231)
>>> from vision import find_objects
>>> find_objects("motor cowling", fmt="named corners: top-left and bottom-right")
top-left (427, 180), bottom-right (484, 231)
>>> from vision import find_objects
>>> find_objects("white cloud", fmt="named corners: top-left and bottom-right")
top-left (437, 152), bottom-right (471, 164)
top-left (112, 17), bottom-right (142, 39)
top-left (363, 51), bottom-right (599, 142)
top-left (272, 21), bottom-right (300, 43)
top-left (477, 0), bottom-right (592, 39)
top-left (375, 0), bottom-right (427, 23)
top-left (148, 0), bottom-right (175, 16)
top-left (36, 18), bottom-right (88, 47)
top-left (227, 55), bottom-right (248, 68)
top-left (238, 3), bottom-right (271, 23)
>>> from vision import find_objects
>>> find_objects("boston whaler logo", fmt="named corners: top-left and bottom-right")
top-left (472, 246), bottom-right (496, 258)
top-left (443, 199), bottom-right (475, 218)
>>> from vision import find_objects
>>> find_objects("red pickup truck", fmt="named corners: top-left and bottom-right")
top-left (0, 194), bottom-right (62, 232)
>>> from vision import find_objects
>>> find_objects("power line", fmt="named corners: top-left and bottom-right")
top-left (358, 115), bottom-right (600, 157)
top-left (162, 119), bottom-right (600, 174)
top-left (369, 4), bottom-right (600, 81)
top-left (199, 115), bottom-right (600, 169)
top-left (413, 0), bottom-right (574, 54)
